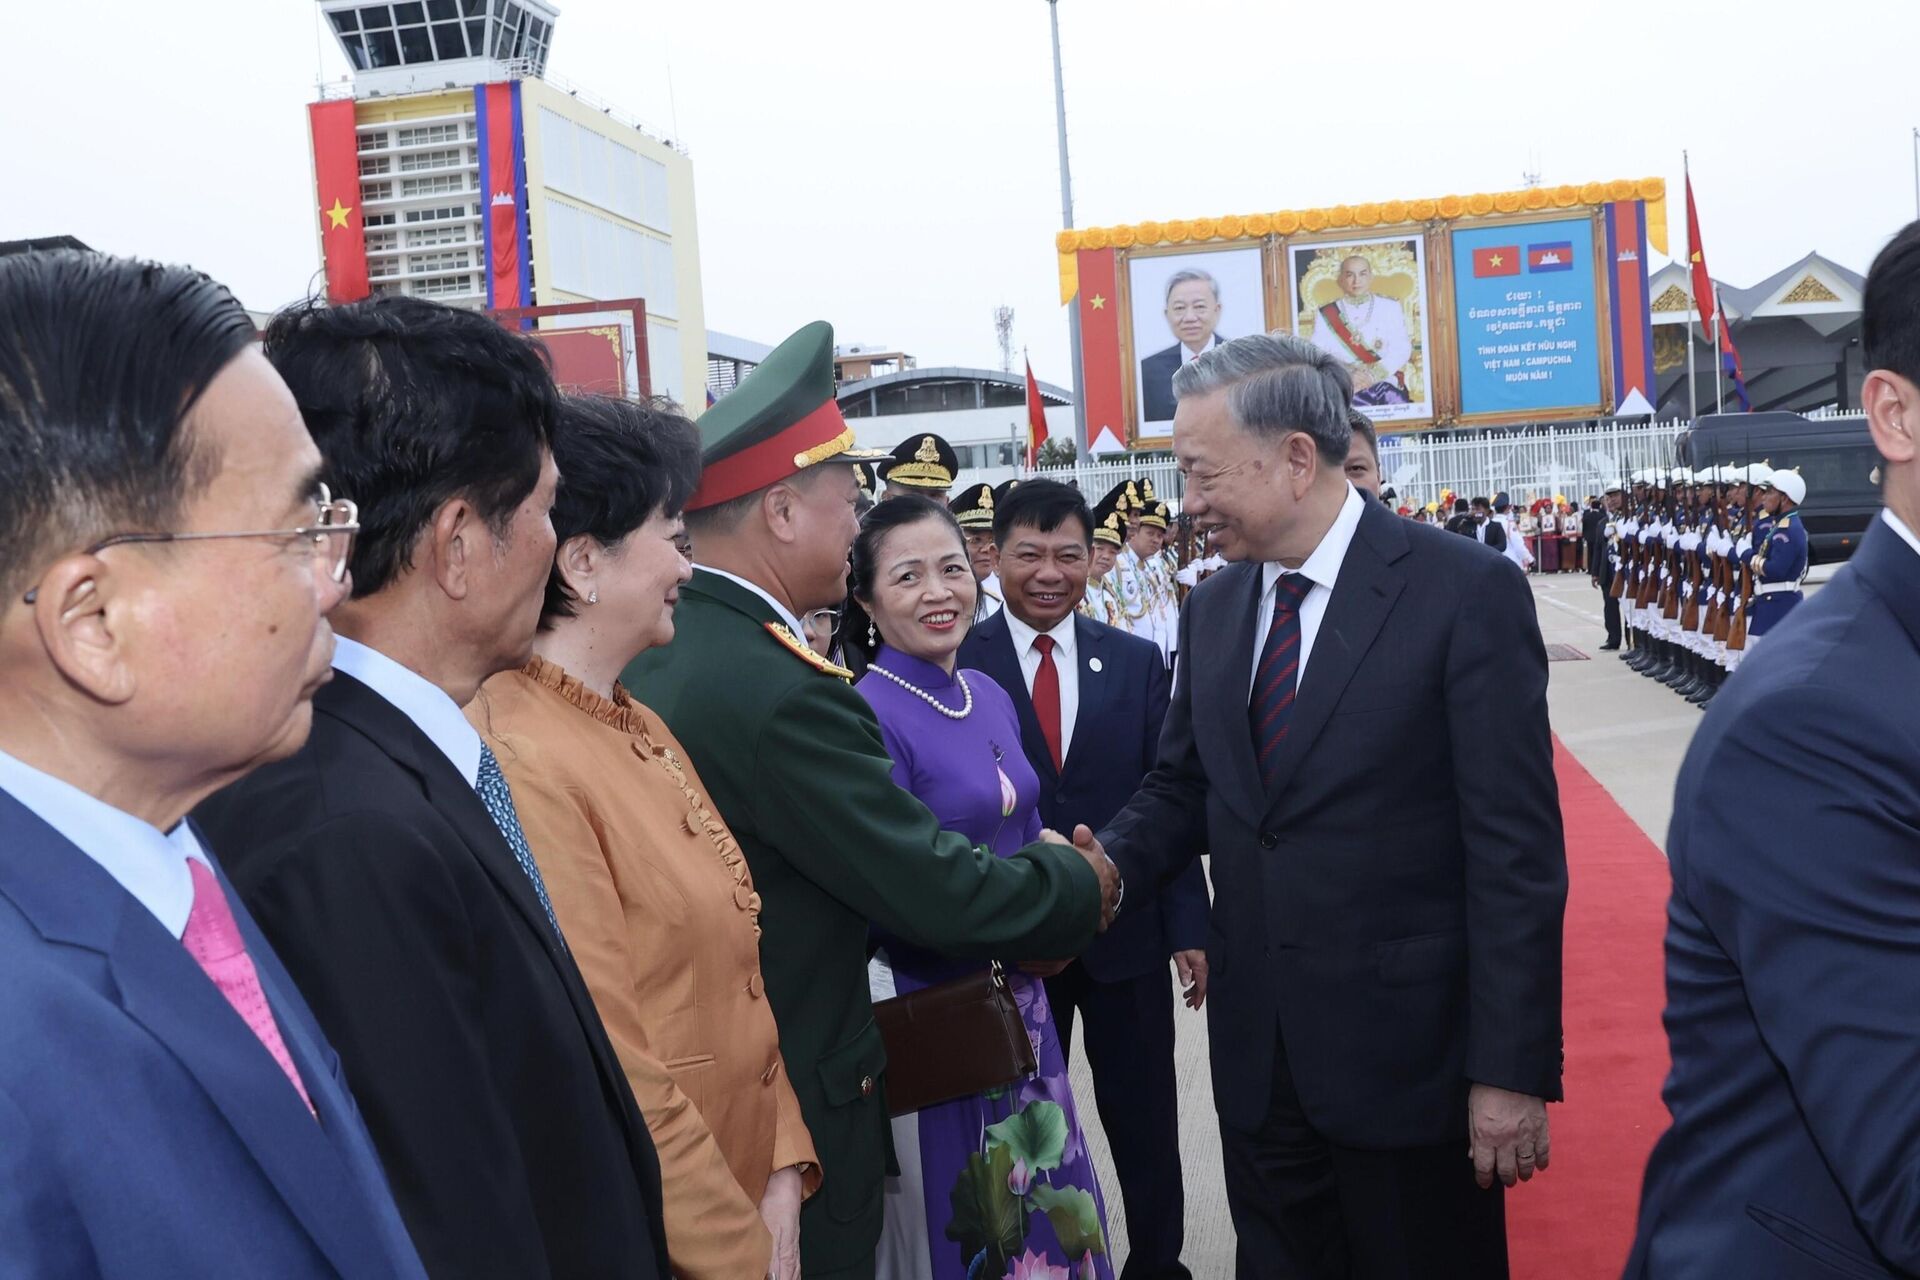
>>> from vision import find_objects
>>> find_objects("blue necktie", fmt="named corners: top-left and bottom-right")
top-left (476, 744), bottom-right (565, 945)
top-left (1250, 574), bottom-right (1313, 789)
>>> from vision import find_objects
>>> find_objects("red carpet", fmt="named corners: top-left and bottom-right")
top-left (1508, 737), bottom-right (1673, 1279)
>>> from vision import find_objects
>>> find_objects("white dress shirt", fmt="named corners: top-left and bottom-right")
top-left (1250, 483), bottom-right (1366, 697)
top-left (0, 746), bottom-right (211, 938)
top-left (1884, 508), bottom-right (1920, 559)
top-left (1002, 609), bottom-right (1080, 763)
top-left (699, 565), bottom-right (808, 639)
top-left (332, 635), bottom-right (483, 786)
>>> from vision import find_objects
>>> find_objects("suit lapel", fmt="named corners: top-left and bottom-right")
top-left (976, 615), bottom-right (1057, 783)
top-left (1261, 503), bottom-right (1408, 804)
top-left (0, 798), bottom-right (375, 1276)
top-left (1063, 615), bottom-right (1104, 771)
top-left (317, 678), bottom-right (639, 1110)
top-left (320, 674), bottom-right (564, 964)
top-left (1199, 563), bottom-right (1267, 821)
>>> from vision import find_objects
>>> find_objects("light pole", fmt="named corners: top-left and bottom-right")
top-left (1046, 0), bottom-right (1087, 454)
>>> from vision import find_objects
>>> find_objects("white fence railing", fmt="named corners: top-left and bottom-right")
top-left (1032, 415), bottom-right (1869, 515)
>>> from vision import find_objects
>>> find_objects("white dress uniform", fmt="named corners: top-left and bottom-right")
top-left (1308, 291), bottom-right (1413, 388)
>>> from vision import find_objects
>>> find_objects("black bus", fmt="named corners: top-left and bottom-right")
top-left (1679, 411), bottom-right (1883, 565)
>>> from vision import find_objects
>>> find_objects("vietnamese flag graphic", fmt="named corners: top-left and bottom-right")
top-left (1472, 245), bottom-right (1522, 278)
top-left (1526, 242), bottom-right (1574, 272)
top-left (1685, 175), bottom-right (1717, 342)
top-left (1024, 357), bottom-right (1049, 468)
top-left (308, 100), bottom-right (369, 303)
top-left (1075, 247), bottom-right (1125, 444)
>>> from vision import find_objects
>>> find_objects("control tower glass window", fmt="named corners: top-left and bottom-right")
top-left (323, 0), bottom-right (552, 75)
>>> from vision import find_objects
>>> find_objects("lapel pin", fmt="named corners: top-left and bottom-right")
top-left (1088, 658), bottom-right (1103, 673)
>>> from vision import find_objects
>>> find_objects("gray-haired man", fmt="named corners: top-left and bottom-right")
top-left (1140, 268), bottom-right (1225, 423)
top-left (1098, 333), bottom-right (1567, 1278)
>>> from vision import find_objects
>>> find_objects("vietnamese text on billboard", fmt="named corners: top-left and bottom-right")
top-left (1451, 219), bottom-right (1601, 416)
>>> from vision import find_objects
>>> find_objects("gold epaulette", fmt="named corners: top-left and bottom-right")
top-left (764, 622), bottom-right (855, 681)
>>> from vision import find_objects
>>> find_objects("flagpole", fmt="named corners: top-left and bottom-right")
top-left (1912, 126), bottom-right (1919, 218)
top-left (1712, 285), bottom-right (1724, 415)
top-left (1046, 0), bottom-right (1087, 458)
top-left (1684, 151), bottom-right (1697, 424)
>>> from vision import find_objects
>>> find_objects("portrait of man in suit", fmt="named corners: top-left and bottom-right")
top-left (1132, 247), bottom-right (1263, 428)
top-left (1102, 331), bottom-right (1566, 1279)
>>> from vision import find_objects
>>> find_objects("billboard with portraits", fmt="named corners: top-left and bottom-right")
top-left (1126, 245), bottom-right (1266, 434)
top-left (1287, 236), bottom-right (1433, 424)
top-left (1056, 177), bottom-right (1665, 444)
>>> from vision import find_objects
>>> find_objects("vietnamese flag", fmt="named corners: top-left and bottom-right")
top-left (1684, 174), bottom-right (1717, 343)
top-left (1473, 245), bottom-right (1522, 278)
top-left (1024, 357), bottom-right (1048, 468)
top-left (308, 100), bottom-right (369, 303)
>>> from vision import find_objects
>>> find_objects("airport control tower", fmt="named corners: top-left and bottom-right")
top-left (309, 0), bottom-right (706, 404)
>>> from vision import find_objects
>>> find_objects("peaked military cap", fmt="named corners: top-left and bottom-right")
top-left (992, 478), bottom-right (1022, 506)
top-left (687, 320), bottom-right (884, 510)
top-left (949, 482), bottom-right (996, 531)
top-left (1090, 489), bottom-right (1127, 547)
top-left (1131, 477), bottom-right (1170, 529)
top-left (876, 433), bottom-right (958, 491)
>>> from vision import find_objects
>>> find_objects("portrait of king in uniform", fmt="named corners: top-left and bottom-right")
top-left (1291, 237), bottom-right (1433, 422)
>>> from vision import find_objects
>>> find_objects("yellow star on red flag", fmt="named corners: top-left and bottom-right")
top-left (324, 199), bottom-right (353, 230)
top-left (1089, 294), bottom-right (1106, 310)
top-left (1487, 253), bottom-right (1503, 267)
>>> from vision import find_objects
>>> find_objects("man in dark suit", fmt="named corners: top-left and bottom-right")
top-left (1625, 221), bottom-right (1920, 1279)
top-left (194, 297), bottom-right (668, 1279)
top-left (1588, 486), bottom-right (1623, 650)
top-left (0, 252), bottom-right (424, 1278)
top-left (960, 480), bottom-right (1211, 1280)
top-left (1140, 267), bottom-right (1227, 423)
top-left (1097, 333), bottom-right (1567, 1278)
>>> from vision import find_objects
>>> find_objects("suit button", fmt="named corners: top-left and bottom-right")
top-left (746, 971), bottom-right (764, 999)
top-left (1260, 832), bottom-right (1278, 850)
top-left (860, 1075), bottom-right (875, 1098)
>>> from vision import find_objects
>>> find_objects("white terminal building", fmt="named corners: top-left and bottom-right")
top-left (310, 0), bottom-right (708, 404)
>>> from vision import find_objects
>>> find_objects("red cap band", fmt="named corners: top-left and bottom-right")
top-left (688, 397), bottom-right (851, 510)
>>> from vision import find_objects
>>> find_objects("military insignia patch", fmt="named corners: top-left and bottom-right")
top-left (764, 622), bottom-right (855, 680)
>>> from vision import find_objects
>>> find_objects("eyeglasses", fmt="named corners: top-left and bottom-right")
top-left (22, 486), bottom-right (361, 605)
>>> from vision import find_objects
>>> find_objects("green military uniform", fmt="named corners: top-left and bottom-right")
top-left (624, 322), bottom-right (1102, 1279)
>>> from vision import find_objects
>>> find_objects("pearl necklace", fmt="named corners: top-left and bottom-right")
top-left (868, 663), bottom-right (973, 720)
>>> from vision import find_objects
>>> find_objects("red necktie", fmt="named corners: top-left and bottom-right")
top-left (1032, 634), bottom-right (1063, 772)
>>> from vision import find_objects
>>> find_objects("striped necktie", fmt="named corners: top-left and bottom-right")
top-left (1250, 574), bottom-right (1313, 789)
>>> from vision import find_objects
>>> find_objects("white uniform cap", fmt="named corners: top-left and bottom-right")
top-left (1604, 479), bottom-right (1625, 494)
top-left (1748, 462), bottom-right (1776, 487)
top-left (1670, 466), bottom-right (1690, 483)
top-left (1772, 470), bottom-right (1806, 504)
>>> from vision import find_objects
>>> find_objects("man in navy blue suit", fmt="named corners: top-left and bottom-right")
top-left (960, 479), bottom-right (1211, 1279)
top-left (0, 251), bottom-right (425, 1278)
top-left (1625, 220), bottom-right (1920, 1278)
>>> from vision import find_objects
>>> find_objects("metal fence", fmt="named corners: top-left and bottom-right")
top-left (1035, 414), bottom-right (1869, 514)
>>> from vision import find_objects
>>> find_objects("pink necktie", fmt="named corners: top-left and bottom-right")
top-left (182, 858), bottom-right (315, 1116)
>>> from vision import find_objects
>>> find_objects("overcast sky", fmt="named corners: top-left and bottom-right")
top-left (9, 0), bottom-right (1917, 389)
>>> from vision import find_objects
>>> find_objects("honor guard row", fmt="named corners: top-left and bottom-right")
top-left (1087, 478), bottom-right (1180, 667)
top-left (1603, 461), bottom-right (1809, 706)
top-left (948, 479), bottom-right (1020, 623)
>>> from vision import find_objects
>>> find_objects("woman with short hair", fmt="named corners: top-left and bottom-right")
top-left (469, 395), bottom-right (817, 1280)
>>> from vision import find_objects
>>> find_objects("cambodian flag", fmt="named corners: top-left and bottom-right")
top-left (1527, 242), bottom-right (1574, 272)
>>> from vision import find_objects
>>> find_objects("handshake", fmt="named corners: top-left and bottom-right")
top-left (1040, 824), bottom-right (1122, 931)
